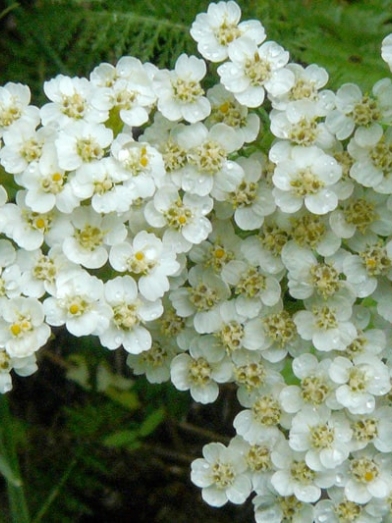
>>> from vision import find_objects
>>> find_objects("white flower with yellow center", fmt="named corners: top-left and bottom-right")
top-left (269, 62), bottom-right (334, 113)
top-left (3, 191), bottom-right (73, 251)
top-left (0, 82), bottom-right (39, 137)
top-left (218, 36), bottom-right (294, 108)
top-left (40, 74), bottom-right (109, 128)
top-left (173, 121), bottom-right (243, 198)
top-left (0, 117), bottom-right (52, 175)
top-left (144, 184), bottom-right (213, 253)
top-left (153, 54), bottom-right (210, 124)
top-left (289, 405), bottom-right (352, 471)
top-left (329, 186), bottom-right (392, 240)
top-left (99, 275), bottom-right (162, 353)
top-left (339, 449), bottom-right (392, 504)
top-left (111, 134), bottom-right (165, 197)
top-left (270, 100), bottom-right (335, 149)
top-left (43, 269), bottom-right (112, 337)
top-left (271, 441), bottom-right (335, 503)
top-left (279, 353), bottom-right (339, 414)
top-left (294, 295), bottom-right (357, 352)
top-left (17, 245), bottom-right (77, 298)
top-left (62, 207), bottom-right (127, 269)
top-left (170, 266), bottom-right (231, 333)
top-left (0, 349), bottom-right (38, 393)
top-left (271, 144), bottom-right (342, 215)
top-left (325, 79), bottom-right (392, 146)
top-left (91, 56), bottom-right (156, 127)
top-left (190, 0), bottom-right (266, 62)
top-left (19, 145), bottom-right (79, 214)
top-left (109, 231), bottom-right (180, 301)
top-left (69, 156), bottom-right (130, 214)
top-left (170, 334), bottom-right (232, 403)
top-left (0, 296), bottom-right (51, 357)
top-left (243, 303), bottom-right (305, 363)
top-left (205, 84), bottom-right (260, 146)
top-left (55, 120), bottom-right (112, 171)
top-left (221, 153), bottom-right (276, 230)
top-left (329, 354), bottom-right (391, 414)
top-left (222, 260), bottom-right (281, 319)
top-left (281, 242), bottom-right (346, 300)
top-left (191, 439), bottom-right (252, 507)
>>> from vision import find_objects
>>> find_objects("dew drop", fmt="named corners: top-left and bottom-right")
top-left (335, 473), bottom-right (344, 485)
top-left (316, 515), bottom-right (328, 523)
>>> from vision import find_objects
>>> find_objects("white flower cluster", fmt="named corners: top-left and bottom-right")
top-left (2, 0), bottom-right (392, 520)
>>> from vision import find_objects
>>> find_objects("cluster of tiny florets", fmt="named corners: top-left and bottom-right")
top-left (2, 1), bottom-right (392, 521)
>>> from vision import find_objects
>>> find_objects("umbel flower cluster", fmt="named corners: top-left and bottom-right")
top-left (3, 1), bottom-right (392, 520)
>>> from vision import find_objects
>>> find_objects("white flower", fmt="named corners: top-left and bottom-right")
top-left (253, 475), bottom-right (315, 523)
top-left (55, 121), bottom-right (112, 171)
top-left (325, 79), bottom-right (392, 146)
top-left (170, 334), bottom-right (232, 403)
top-left (62, 207), bottom-right (127, 269)
top-left (329, 354), bottom-right (391, 414)
top-left (279, 353), bottom-right (339, 414)
top-left (169, 266), bottom-right (231, 333)
top-left (19, 145), bottom-right (79, 214)
top-left (144, 185), bottom-right (213, 253)
top-left (270, 100), bottom-right (335, 149)
top-left (294, 297), bottom-right (357, 352)
top-left (349, 406), bottom-right (392, 453)
top-left (218, 36), bottom-right (294, 108)
top-left (271, 441), bottom-right (335, 503)
top-left (111, 134), bottom-right (165, 197)
top-left (172, 121), bottom-right (243, 198)
top-left (329, 186), bottom-right (392, 239)
top-left (0, 350), bottom-right (38, 393)
top-left (43, 269), bottom-right (112, 336)
top-left (69, 156), bottom-right (130, 214)
top-left (40, 74), bottom-right (109, 128)
top-left (190, 0), bottom-right (266, 62)
top-left (340, 449), bottom-right (392, 504)
top-left (281, 242), bottom-right (346, 300)
top-left (99, 275), bottom-right (162, 353)
top-left (191, 439), bottom-right (252, 507)
top-left (233, 383), bottom-right (290, 444)
top-left (153, 54), bottom-right (210, 123)
top-left (2, 192), bottom-right (73, 251)
top-left (0, 296), bottom-right (51, 357)
top-left (109, 231), bottom-right (180, 301)
top-left (126, 339), bottom-right (178, 384)
top-left (381, 33), bottom-right (392, 71)
top-left (243, 304), bottom-right (304, 363)
top-left (269, 63), bottom-right (334, 113)
top-left (220, 153), bottom-right (276, 230)
top-left (90, 56), bottom-right (156, 127)
top-left (222, 260), bottom-right (281, 319)
top-left (348, 127), bottom-right (392, 194)
top-left (0, 118), bottom-right (52, 175)
top-left (271, 144), bottom-right (342, 215)
top-left (0, 239), bottom-right (21, 300)
top-left (206, 84), bottom-right (260, 145)
top-left (289, 405), bottom-right (352, 471)
top-left (16, 245), bottom-right (77, 298)
top-left (314, 486), bottom-right (384, 523)
top-left (0, 82), bottom-right (39, 137)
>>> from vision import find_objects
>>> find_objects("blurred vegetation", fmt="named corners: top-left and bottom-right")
top-left (1, 0), bottom-right (392, 521)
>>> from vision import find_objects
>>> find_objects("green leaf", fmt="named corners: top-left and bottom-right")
top-left (102, 429), bottom-right (140, 448)
top-left (138, 408), bottom-right (165, 437)
top-left (0, 452), bottom-right (22, 487)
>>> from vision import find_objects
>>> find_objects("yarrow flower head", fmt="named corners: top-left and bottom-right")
top-left (3, 4), bottom-right (392, 522)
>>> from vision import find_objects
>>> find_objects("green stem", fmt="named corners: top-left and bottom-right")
top-left (0, 395), bottom-right (30, 523)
